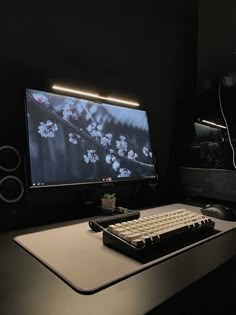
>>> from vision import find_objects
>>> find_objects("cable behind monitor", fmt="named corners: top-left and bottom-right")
top-left (218, 78), bottom-right (236, 169)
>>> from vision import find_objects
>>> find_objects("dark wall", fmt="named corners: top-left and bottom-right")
top-left (196, 0), bottom-right (236, 151)
top-left (0, 1), bottom-right (197, 228)
top-left (198, 0), bottom-right (236, 91)
top-left (174, 1), bottom-right (236, 204)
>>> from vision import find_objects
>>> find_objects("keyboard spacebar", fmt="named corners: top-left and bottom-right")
top-left (157, 224), bottom-right (190, 239)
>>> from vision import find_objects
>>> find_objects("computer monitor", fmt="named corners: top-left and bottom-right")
top-left (190, 122), bottom-right (230, 169)
top-left (25, 88), bottom-right (157, 189)
top-left (177, 82), bottom-right (236, 203)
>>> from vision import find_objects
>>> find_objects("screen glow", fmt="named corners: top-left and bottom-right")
top-left (26, 88), bottom-right (156, 188)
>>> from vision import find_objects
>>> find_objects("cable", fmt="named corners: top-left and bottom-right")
top-left (218, 79), bottom-right (236, 169)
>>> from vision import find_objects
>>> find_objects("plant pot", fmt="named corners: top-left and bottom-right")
top-left (101, 198), bottom-right (116, 210)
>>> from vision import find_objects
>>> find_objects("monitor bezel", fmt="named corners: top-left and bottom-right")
top-left (24, 87), bottom-right (159, 190)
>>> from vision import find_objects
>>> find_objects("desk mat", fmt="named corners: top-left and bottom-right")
top-left (14, 204), bottom-right (223, 295)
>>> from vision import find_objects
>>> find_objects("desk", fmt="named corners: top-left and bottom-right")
top-left (1, 203), bottom-right (236, 315)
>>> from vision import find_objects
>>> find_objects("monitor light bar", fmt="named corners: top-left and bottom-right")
top-left (202, 120), bottom-right (227, 129)
top-left (52, 85), bottom-right (140, 107)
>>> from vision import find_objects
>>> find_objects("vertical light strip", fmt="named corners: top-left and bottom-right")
top-left (52, 85), bottom-right (140, 107)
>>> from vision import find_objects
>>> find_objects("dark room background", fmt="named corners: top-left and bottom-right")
top-left (198, 0), bottom-right (236, 91)
top-left (0, 1), bottom-right (197, 229)
top-left (175, 0), bottom-right (236, 204)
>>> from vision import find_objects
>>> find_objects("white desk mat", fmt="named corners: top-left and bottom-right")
top-left (14, 204), bottom-right (232, 294)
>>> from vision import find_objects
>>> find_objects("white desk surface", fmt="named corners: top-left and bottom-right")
top-left (11, 203), bottom-right (236, 314)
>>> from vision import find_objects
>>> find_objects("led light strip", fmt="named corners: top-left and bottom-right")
top-left (202, 120), bottom-right (227, 129)
top-left (52, 85), bottom-right (140, 107)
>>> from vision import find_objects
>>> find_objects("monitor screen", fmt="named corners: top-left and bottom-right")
top-left (190, 122), bottom-right (230, 169)
top-left (25, 88), bottom-right (157, 188)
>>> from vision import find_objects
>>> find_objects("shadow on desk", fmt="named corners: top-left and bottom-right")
top-left (147, 255), bottom-right (236, 315)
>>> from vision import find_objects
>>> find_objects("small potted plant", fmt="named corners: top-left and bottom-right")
top-left (101, 193), bottom-right (116, 210)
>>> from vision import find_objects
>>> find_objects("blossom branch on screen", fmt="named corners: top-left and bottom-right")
top-left (28, 93), bottom-right (154, 171)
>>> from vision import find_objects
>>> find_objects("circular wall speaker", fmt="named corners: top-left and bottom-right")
top-left (0, 146), bottom-right (21, 172)
top-left (0, 176), bottom-right (24, 203)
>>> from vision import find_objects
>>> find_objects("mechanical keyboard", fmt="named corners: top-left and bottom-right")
top-left (103, 208), bottom-right (217, 262)
top-left (89, 211), bottom-right (140, 232)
